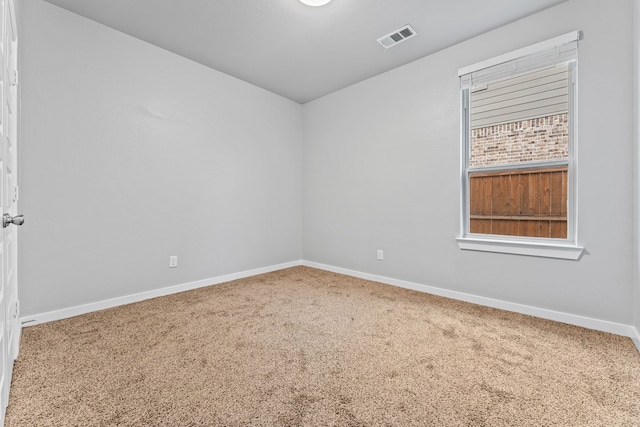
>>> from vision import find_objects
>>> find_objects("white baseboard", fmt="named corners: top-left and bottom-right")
top-left (632, 327), bottom-right (640, 353)
top-left (19, 259), bottom-right (640, 353)
top-left (302, 261), bottom-right (639, 341)
top-left (20, 261), bottom-right (302, 327)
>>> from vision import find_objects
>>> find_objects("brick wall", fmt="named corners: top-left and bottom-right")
top-left (470, 113), bottom-right (568, 167)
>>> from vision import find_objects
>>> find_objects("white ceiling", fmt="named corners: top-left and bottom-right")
top-left (41, 0), bottom-right (566, 104)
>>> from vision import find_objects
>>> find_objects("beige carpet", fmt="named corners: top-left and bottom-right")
top-left (5, 266), bottom-right (640, 426)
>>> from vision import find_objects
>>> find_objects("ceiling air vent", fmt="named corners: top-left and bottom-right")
top-left (377, 25), bottom-right (417, 49)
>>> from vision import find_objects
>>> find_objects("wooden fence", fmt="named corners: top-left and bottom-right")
top-left (469, 166), bottom-right (568, 238)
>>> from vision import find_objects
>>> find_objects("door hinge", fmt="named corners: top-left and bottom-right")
top-left (12, 70), bottom-right (18, 87)
top-left (14, 185), bottom-right (18, 202)
top-left (14, 300), bottom-right (19, 319)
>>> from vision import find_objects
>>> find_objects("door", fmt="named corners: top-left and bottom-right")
top-left (0, 0), bottom-right (19, 421)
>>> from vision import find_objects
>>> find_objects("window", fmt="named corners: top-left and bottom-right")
top-left (457, 32), bottom-right (584, 260)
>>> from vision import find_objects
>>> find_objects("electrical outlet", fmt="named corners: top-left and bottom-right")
top-left (169, 256), bottom-right (178, 268)
top-left (377, 250), bottom-right (384, 260)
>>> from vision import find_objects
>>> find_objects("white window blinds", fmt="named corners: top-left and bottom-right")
top-left (459, 31), bottom-right (579, 89)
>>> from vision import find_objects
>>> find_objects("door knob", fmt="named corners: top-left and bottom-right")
top-left (3, 214), bottom-right (24, 228)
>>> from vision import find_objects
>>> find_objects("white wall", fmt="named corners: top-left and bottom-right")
top-left (19, 0), bottom-right (302, 316)
top-left (303, 0), bottom-right (636, 327)
top-left (634, 0), bottom-right (640, 345)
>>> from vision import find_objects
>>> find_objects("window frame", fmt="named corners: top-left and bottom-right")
top-left (456, 32), bottom-right (584, 260)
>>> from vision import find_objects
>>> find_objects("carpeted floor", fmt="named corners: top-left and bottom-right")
top-left (5, 266), bottom-right (640, 426)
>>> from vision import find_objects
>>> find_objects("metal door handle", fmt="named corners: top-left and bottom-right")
top-left (3, 214), bottom-right (24, 228)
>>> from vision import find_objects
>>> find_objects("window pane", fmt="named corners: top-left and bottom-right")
top-left (469, 166), bottom-right (568, 238)
top-left (469, 63), bottom-right (570, 168)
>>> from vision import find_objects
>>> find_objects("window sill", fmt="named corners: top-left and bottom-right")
top-left (456, 236), bottom-right (584, 260)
